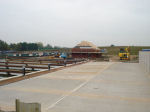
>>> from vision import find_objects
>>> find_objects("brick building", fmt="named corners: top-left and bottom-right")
top-left (72, 41), bottom-right (102, 59)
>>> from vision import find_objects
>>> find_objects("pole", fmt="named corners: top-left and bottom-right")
top-left (22, 65), bottom-right (25, 76)
top-left (64, 60), bottom-right (66, 67)
top-left (48, 64), bottom-right (51, 71)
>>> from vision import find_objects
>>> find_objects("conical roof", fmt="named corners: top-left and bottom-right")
top-left (76, 41), bottom-right (99, 50)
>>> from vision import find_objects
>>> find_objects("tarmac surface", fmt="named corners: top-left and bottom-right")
top-left (0, 62), bottom-right (150, 112)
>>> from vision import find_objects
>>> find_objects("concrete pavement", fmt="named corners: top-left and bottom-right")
top-left (0, 62), bottom-right (150, 112)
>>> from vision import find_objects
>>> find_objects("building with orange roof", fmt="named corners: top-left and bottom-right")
top-left (72, 41), bottom-right (102, 59)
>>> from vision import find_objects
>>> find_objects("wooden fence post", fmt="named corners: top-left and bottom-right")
top-left (48, 64), bottom-right (51, 71)
top-left (5, 62), bottom-right (10, 76)
top-left (22, 65), bottom-right (25, 76)
top-left (64, 60), bottom-right (66, 67)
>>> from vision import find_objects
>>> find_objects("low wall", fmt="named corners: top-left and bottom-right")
top-left (139, 51), bottom-right (150, 74)
top-left (16, 99), bottom-right (41, 112)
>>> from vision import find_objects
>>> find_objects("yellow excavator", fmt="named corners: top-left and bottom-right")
top-left (119, 47), bottom-right (130, 60)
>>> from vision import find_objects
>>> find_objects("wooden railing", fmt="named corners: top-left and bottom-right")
top-left (0, 58), bottom-right (86, 76)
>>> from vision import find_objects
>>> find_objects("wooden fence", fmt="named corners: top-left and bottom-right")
top-left (0, 58), bottom-right (86, 76)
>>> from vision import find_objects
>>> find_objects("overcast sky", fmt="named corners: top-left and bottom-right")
top-left (0, 0), bottom-right (150, 47)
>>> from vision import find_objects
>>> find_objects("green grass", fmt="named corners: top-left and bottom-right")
top-left (99, 46), bottom-right (150, 55)
top-left (44, 46), bottom-right (150, 56)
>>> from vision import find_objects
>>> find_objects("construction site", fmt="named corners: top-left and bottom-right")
top-left (0, 41), bottom-right (150, 112)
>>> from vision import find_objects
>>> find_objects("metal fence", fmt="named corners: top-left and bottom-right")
top-left (139, 51), bottom-right (150, 74)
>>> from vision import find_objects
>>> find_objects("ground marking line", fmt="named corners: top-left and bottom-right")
top-left (45, 80), bottom-right (89, 110)
top-left (45, 62), bottom-right (114, 111)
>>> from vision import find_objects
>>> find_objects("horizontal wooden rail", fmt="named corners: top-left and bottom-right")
top-left (7, 58), bottom-right (85, 62)
top-left (0, 62), bottom-right (67, 67)
top-left (0, 69), bottom-right (31, 73)
top-left (0, 65), bottom-right (49, 69)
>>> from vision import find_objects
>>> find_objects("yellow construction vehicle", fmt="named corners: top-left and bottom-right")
top-left (119, 47), bottom-right (130, 60)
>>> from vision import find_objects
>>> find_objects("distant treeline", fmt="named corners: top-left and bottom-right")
top-left (0, 39), bottom-right (64, 51)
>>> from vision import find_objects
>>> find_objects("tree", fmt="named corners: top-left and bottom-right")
top-left (37, 42), bottom-right (44, 50)
top-left (15, 42), bottom-right (38, 51)
top-left (0, 39), bottom-right (9, 51)
top-left (110, 44), bottom-right (115, 47)
top-left (54, 46), bottom-right (61, 49)
top-left (9, 43), bottom-right (17, 50)
top-left (19, 42), bottom-right (28, 51)
top-left (15, 43), bottom-right (22, 51)
top-left (28, 43), bottom-right (38, 51)
top-left (45, 44), bottom-right (53, 49)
